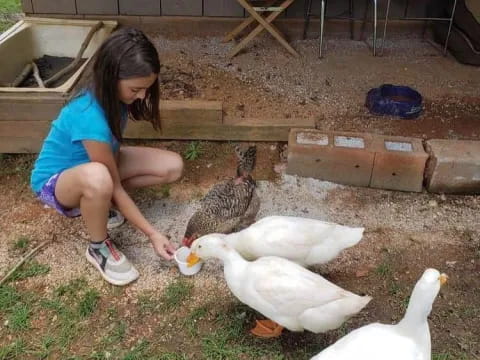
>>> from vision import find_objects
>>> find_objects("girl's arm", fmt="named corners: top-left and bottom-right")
top-left (83, 140), bottom-right (175, 260)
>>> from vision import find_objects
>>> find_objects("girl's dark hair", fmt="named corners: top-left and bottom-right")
top-left (88, 27), bottom-right (160, 142)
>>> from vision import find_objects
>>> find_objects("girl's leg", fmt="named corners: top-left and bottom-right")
top-left (55, 162), bottom-right (112, 242)
top-left (117, 146), bottom-right (183, 189)
top-left (54, 161), bottom-right (139, 286)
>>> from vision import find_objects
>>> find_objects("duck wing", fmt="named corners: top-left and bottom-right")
top-left (248, 257), bottom-right (352, 315)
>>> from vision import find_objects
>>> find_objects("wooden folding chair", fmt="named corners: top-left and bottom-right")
top-left (223, 0), bottom-right (300, 58)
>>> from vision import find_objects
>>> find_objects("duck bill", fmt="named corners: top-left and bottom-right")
top-left (439, 273), bottom-right (448, 286)
top-left (186, 252), bottom-right (200, 267)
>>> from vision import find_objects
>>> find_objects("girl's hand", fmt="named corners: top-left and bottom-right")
top-left (149, 232), bottom-right (176, 260)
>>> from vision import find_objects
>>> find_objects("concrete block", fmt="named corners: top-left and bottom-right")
top-left (425, 139), bottom-right (480, 194)
top-left (32, 0), bottom-right (76, 14)
top-left (286, 129), bottom-right (375, 187)
top-left (161, 0), bottom-right (202, 16)
top-left (76, 0), bottom-right (118, 15)
top-left (370, 135), bottom-right (428, 192)
top-left (119, 0), bottom-right (160, 16)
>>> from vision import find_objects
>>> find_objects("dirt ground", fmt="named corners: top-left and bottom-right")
top-left (0, 29), bottom-right (480, 359)
top-left (155, 31), bottom-right (480, 140)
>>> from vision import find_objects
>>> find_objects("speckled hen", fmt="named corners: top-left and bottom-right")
top-left (182, 145), bottom-right (259, 247)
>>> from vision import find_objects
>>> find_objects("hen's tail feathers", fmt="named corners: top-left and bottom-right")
top-left (235, 145), bottom-right (257, 177)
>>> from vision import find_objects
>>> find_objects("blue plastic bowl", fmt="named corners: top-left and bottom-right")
top-left (366, 84), bottom-right (423, 119)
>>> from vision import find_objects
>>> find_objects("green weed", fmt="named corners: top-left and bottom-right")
top-left (184, 141), bottom-right (202, 161)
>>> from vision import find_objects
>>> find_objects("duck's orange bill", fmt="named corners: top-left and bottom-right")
top-left (439, 273), bottom-right (448, 286)
top-left (186, 252), bottom-right (200, 267)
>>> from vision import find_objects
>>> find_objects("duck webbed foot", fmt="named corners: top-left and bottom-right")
top-left (250, 319), bottom-right (284, 338)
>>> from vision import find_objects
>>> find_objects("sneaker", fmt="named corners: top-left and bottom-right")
top-left (107, 209), bottom-right (125, 230)
top-left (85, 238), bottom-right (139, 286)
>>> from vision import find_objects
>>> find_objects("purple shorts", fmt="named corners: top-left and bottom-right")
top-left (36, 173), bottom-right (81, 218)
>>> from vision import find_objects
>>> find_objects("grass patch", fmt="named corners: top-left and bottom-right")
top-left (184, 141), bottom-right (202, 161)
top-left (7, 302), bottom-right (31, 331)
top-left (138, 291), bottom-right (159, 315)
top-left (102, 320), bottom-right (127, 345)
top-left (161, 278), bottom-right (194, 309)
top-left (185, 305), bottom-right (209, 336)
top-left (388, 281), bottom-right (401, 296)
top-left (433, 352), bottom-right (469, 360)
top-left (0, 0), bottom-right (21, 33)
top-left (160, 184), bottom-right (171, 198)
top-left (9, 261), bottom-right (50, 281)
top-left (54, 278), bottom-right (88, 297)
top-left (12, 236), bottom-right (29, 251)
top-left (201, 303), bottom-right (284, 359)
top-left (123, 339), bottom-right (150, 360)
top-left (0, 285), bottom-right (21, 311)
top-left (0, 0), bottom-right (20, 13)
top-left (33, 335), bottom-right (55, 359)
top-left (375, 262), bottom-right (392, 278)
top-left (0, 154), bottom-right (35, 184)
top-left (38, 279), bottom-right (101, 353)
top-left (0, 339), bottom-right (27, 360)
top-left (77, 288), bottom-right (100, 318)
top-left (156, 353), bottom-right (189, 360)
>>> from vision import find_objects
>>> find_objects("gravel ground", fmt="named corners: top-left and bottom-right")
top-left (1, 170), bottom-right (478, 295)
top-left (153, 31), bottom-right (480, 121)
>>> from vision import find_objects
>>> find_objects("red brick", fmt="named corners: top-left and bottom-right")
top-left (425, 139), bottom-right (480, 194)
top-left (286, 129), bottom-right (375, 187)
top-left (370, 135), bottom-right (428, 192)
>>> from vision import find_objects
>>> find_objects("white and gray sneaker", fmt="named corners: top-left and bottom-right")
top-left (107, 209), bottom-right (125, 230)
top-left (86, 238), bottom-right (139, 286)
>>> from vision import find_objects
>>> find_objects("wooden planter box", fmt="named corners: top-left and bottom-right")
top-left (0, 17), bottom-right (117, 153)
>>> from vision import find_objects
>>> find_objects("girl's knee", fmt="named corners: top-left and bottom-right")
top-left (81, 162), bottom-right (113, 198)
top-left (167, 152), bottom-right (184, 182)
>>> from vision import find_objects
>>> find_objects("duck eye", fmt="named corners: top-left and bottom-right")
top-left (199, 245), bottom-right (202, 249)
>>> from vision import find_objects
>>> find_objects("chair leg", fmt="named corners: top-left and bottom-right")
top-left (360, 0), bottom-right (370, 42)
top-left (404, 0), bottom-right (409, 17)
top-left (380, 0), bottom-right (391, 56)
top-left (303, 0), bottom-right (313, 39)
top-left (443, 0), bottom-right (458, 55)
top-left (372, 0), bottom-right (377, 56)
top-left (319, 0), bottom-right (326, 58)
top-left (349, 0), bottom-right (354, 40)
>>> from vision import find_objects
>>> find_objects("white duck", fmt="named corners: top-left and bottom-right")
top-left (187, 216), bottom-right (364, 266)
top-left (310, 268), bottom-right (448, 360)
top-left (187, 236), bottom-right (371, 338)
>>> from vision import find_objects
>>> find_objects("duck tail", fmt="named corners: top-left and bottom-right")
top-left (335, 226), bottom-right (364, 249)
top-left (235, 144), bottom-right (257, 178)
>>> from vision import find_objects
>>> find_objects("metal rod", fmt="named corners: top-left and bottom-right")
top-left (443, 0), bottom-right (458, 56)
top-left (373, 0), bottom-right (377, 56)
top-left (303, 0), bottom-right (313, 39)
top-left (404, 0), bottom-right (409, 18)
top-left (349, 0), bottom-right (354, 39)
top-left (380, 0), bottom-right (391, 56)
top-left (360, 0), bottom-right (370, 42)
top-left (319, 0), bottom-right (325, 58)
top-left (383, 16), bottom-right (459, 21)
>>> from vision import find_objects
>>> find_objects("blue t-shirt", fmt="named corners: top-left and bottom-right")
top-left (30, 91), bottom-right (127, 193)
